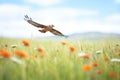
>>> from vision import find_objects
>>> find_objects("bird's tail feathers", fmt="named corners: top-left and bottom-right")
top-left (64, 35), bottom-right (69, 38)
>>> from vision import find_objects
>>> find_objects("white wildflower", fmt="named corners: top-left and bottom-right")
top-left (11, 44), bottom-right (17, 48)
top-left (96, 50), bottom-right (103, 54)
top-left (110, 58), bottom-right (120, 62)
top-left (10, 57), bottom-right (23, 64)
top-left (77, 52), bottom-right (86, 57)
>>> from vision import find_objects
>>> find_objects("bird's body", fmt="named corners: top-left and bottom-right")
top-left (24, 15), bottom-right (67, 37)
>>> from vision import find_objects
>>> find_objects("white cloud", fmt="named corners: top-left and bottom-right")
top-left (105, 14), bottom-right (120, 24)
top-left (0, 4), bottom-right (33, 38)
top-left (0, 4), bottom-right (30, 21)
top-left (28, 8), bottom-right (97, 24)
top-left (26, 0), bottom-right (63, 6)
top-left (66, 19), bottom-right (120, 33)
top-left (115, 0), bottom-right (120, 3)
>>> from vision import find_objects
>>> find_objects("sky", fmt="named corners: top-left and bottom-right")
top-left (0, 0), bottom-right (120, 38)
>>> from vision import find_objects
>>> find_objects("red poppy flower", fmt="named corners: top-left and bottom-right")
top-left (83, 64), bottom-right (92, 72)
top-left (92, 62), bottom-right (98, 67)
top-left (83, 54), bottom-right (90, 59)
top-left (0, 50), bottom-right (11, 58)
top-left (69, 46), bottom-right (75, 52)
top-left (104, 57), bottom-right (109, 61)
top-left (96, 69), bottom-right (102, 74)
top-left (15, 50), bottom-right (28, 58)
top-left (108, 72), bottom-right (117, 78)
top-left (22, 39), bottom-right (30, 47)
top-left (37, 47), bottom-right (44, 53)
top-left (61, 41), bottom-right (67, 45)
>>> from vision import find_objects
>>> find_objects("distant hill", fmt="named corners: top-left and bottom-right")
top-left (41, 32), bottom-right (120, 39)
top-left (68, 32), bottom-right (120, 39)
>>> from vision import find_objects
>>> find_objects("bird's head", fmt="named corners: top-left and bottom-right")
top-left (49, 24), bottom-right (55, 27)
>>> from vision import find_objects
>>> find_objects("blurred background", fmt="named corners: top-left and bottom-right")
top-left (0, 0), bottom-right (120, 38)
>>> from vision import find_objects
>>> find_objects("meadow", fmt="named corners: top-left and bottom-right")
top-left (0, 37), bottom-right (120, 80)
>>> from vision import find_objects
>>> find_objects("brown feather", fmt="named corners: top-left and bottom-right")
top-left (49, 29), bottom-right (65, 36)
top-left (24, 15), bottom-right (47, 28)
top-left (27, 20), bottom-right (47, 28)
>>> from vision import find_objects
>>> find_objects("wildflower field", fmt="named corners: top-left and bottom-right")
top-left (0, 37), bottom-right (120, 80)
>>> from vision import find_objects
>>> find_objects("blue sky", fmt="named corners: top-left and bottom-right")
top-left (0, 0), bottom-right (120, 38)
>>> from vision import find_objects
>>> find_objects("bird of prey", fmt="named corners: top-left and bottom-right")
top-left (24, 15), bottom-right (67, 37)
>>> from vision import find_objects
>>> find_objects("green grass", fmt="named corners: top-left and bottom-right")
top-left (0, 37), bottom-right (120, 80)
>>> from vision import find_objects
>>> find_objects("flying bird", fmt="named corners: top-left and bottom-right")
top-left (24, 15), bottom-right (67, 37)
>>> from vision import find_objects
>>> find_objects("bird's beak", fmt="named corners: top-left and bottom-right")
top-left (51, 25), bottom-right (55, 27)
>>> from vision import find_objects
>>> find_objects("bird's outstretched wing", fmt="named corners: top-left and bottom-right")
top-left (24, 15), bottom-right (47, 28)
top-left (24, 15), bottom-right (68, 37)
top-left (50, 28), bottom-right (67, 37)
